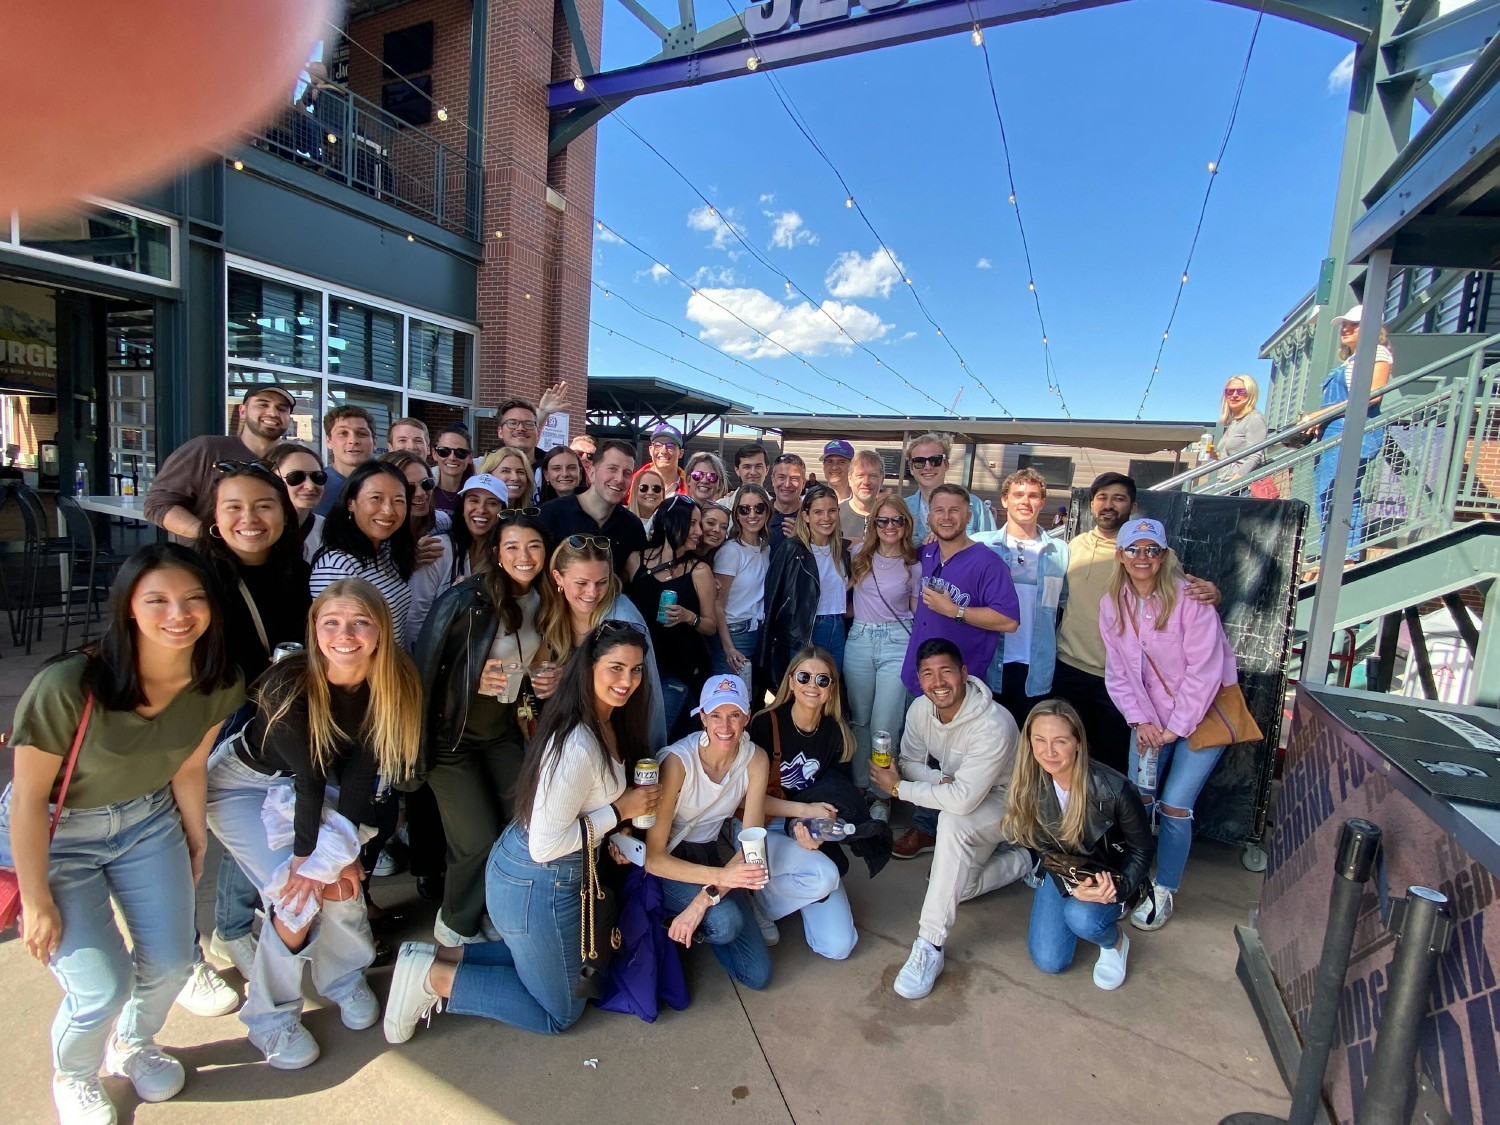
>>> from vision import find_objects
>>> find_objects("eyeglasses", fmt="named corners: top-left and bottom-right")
top-left (501, 419), bottom-right (538, 433)
top-left (736, 502), bottom-right (768, 516)
top-left (215, 459), bottom-right (278, 478)
top-left (566, 534), bottom-right (612, 552)
top-left (873, 515), bottom-right (907, 528)
top-left (689, 470), bottom-right (720, 485)
top-left (909, 454), bottom-right (947, 469)
top-left (650, 440), bottom-right (679, 450)
top-left (1121, 545), bottom-right (1165, 559)
top-left (412, 478), bottom-right (436, 492)
top-left (281, 469), bottom-right (328, 487)
top-left (794, 670), bottom-right (833, 688)
top-left (434, 445), bottom-right (471, 459)
top-left (636, 483), bottom-right (664, 495)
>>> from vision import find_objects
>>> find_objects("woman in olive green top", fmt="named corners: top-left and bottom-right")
top-left (0, 544), bottom-right (243, 1124)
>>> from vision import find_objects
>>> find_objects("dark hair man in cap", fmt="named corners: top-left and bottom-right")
top-left (821, 439), bottom-right (855, 502)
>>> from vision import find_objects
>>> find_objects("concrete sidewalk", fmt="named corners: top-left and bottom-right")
top-left (0, 646), bottom-right (1290, 1124)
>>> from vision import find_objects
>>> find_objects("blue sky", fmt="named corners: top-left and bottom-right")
top-left (588, 0), bottom-right (1360, 422)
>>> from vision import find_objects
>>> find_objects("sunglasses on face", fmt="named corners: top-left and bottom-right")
top-left (690, 470), bottom-right (720, 484)
top-left (794, 670), bottom-right (833, 688)
top-left (1121, 545), bottom-right (1165, 559)
top-left (636, 484), bottom-right (664, 495)
top-left (281, 469), bottom-right (328, 487)
top-left (410, 477), bottom-right (436, 492)
top-left (736, 502), bottom-right (768, 516)
top-left (434, 445), bottom-right (470, 459)
top-left (874, 515), bottom-right (908, 528)
top-left (566, 534), bottom-right (612, 552)
top-left (909, 454), bottom-right (947, 470)
top-left (1225, 388), bottom-right (1249, 398)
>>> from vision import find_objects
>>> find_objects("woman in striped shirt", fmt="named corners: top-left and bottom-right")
top-left (310, 461), bottom-right (417, 648)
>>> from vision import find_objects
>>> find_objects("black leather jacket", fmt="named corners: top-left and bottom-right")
top-left (410, 574), bottom-right (498, 785)
top-left (1034, 761), bottom-right (1155, 906)
top-left (756, 536), bottom-right (851, 687)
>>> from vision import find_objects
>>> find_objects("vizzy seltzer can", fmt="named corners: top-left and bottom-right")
top-left (870, 730), bottom-right (893, 769)
top-left (632, 759), bottom-right (659, 828)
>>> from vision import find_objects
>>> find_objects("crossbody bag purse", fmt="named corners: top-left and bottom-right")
top-left (573, 814), bottom-right (622, 999)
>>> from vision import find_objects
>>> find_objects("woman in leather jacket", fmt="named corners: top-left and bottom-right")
top-left (1000, 699), bottom-right (1154, 991)
top-left (757, 484), bottom-right (850, 688)
top-left (410, 509), bottom-right (560, 945)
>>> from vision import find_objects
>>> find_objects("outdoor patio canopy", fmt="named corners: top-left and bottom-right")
top-left (744, 414), bottom-right (1211, 456)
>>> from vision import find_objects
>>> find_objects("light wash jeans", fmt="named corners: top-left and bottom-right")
top-left (205, 748), bottom-right (374, 1037)
top-left (0, 783), bottom-right (196, 1080)
top-left (1128, 733), bottom-right (1227, 892)
top-left (660, 878), bottom-right (772, 989)
top-left (755, 826), bottom-right (857, 960)
top-left (809, 614), bottom-right (847, 670)
top-left (1028, 872), bottom-right (1128, 974)
top-left (444, 822), bottom-right (588, 1034)
top-left (713, 620), bottom-right (761, 675)
top-left (842, 620), bottom-right (912, 793)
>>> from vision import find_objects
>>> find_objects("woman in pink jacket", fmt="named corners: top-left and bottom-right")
top-left (1098, 518), bottom-right (1237, 933)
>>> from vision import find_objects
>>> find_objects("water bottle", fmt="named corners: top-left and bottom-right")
top-left (799, 817), bottom-right (854, 843)
top-left (656, 589), bottom-right (678, 625)
top-left (74, 462), bottom-right (87, 495)
top-left (1137, 747), bottom-right (1158, 792)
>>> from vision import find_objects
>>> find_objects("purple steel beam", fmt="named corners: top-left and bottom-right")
top-left (547, 0), bottom-right (1128, 113)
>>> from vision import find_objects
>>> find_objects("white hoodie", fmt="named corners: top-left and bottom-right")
top-left (899, 674), bottom-right (1019, 815)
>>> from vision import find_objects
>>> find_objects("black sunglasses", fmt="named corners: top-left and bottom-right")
top-left (794, 670), bottom-right (833, 688)
top-left (592, 618), bottom-right (648, 642)
top-left (773, 453), bottom-right (803, 465)
top-left (281, 469), bottom-right (329, 487)
top-left (566, 534), bottom-right (612, 552)
top-left (636, 483), bottom-right (665, 495)
top-left (909, 454), bottom-right (947, 469)
top-left (411, 477), bottom-right (436, 492)
top-left (736, 502), bottom-right (768, 516)
top-left (873, 515), bottom-right (907, 528)
top-left (434, 445), bottom-right (471, 459)
top-left (215, 459), bottom-right (278, 478)
top-left (499, 506), bottom-right (543, 522)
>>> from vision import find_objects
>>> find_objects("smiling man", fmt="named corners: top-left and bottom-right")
top-left (538, 438), bottom-right (645, 578)
top-left (840, 449), bottom-right (885, 540)
top-left (315, 405), bottom-right (377, 517)
top-left (903, 432), bottom-right (996, 542)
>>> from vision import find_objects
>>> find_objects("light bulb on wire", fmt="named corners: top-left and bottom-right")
top-left (437, 107), bottom-right (449, 121)
top-left (573, 76), bottom-right (586, 91)
top-left (971, 25), bottom-right (984, 45)
top-left (746, 55), bottom-right (760, 70)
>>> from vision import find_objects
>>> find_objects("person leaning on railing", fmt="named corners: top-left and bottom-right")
top-left (1210, 374), bottom-right (1268, 484)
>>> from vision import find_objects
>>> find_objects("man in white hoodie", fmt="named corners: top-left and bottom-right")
top-left (871, 637), bottom-right (1030, 999)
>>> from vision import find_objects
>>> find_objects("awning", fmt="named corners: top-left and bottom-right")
top-left (742, 414), bottom-right (1210, 456)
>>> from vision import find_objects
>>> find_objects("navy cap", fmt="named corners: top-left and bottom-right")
top-left (822, 439), bottom-right (855, 460)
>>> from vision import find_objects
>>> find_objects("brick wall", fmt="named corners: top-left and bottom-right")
top-left (347, 0), bottom-right (472, 160)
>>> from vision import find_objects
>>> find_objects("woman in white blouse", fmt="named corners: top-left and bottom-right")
top-left (384, 621), bottom-right (659, 1040)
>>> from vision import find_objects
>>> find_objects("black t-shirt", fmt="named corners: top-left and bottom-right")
top-left (221, 557), bottom-right (312, 687)
top-left (749, 703), bottom-right (851, 795)
top-left (538, 493), bottom-right (647, 578)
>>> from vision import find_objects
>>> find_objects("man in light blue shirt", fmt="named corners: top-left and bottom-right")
top-left (903, 432), bottom-right (995, 542)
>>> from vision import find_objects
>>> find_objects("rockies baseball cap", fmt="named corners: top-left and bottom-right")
top-left (458, 473), bottom-right (510, 501)
top-left (692, 674), bottom-right (751, 717)
top-left (1121, 518), bottom-right (1168, 550)
top-left (822, 439), bottom-right (855, 461)
top-left (241, 381), bottom-right (297, 409)
top-left (649, 424), bottom-right (684, 447)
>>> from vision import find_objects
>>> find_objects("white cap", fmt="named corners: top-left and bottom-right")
top-left (692, 674), bottom-right (751, 717)
top-left (1332, 304), bottom-right (1363, 327)
top-left (458, 473), bottom-right (510, 501)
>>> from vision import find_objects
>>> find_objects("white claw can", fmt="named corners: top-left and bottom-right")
top-left (632, 759), bottom-right (659, 828)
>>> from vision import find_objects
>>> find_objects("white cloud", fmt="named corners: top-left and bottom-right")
top-left (687, 204), bottom-right (739, 252)
top-left (976, 257), bottom-right (992, 270)
top-left (690, 265), bottom-right (738, 287)
top-left (595, 225), bottom-right (624, 245)
top-left (759, 192), bottom-right (776, 204)
top-left (767, 210), bottom-right (817, 249)
top-left (686, 286), bottom-right (892, 359)
top-left (1328, 50), bottom-right (1355, 93)
top-left (633, 262), bottom-right (672, 284)
top-left (825, 247), bottom-right (904, 299)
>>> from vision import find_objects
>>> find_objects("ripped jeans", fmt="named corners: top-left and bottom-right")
top-left (1128, 733), bottom-right (1225, 893)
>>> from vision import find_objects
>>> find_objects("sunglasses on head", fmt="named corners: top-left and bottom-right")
top-left (636, 483), bottom-right (664, 495)
top-left (499, 506), bottom-right (542, 522)
top-left (566, 534), bottom-right (612, 552)
top-left (689, 469), bottom-right (720, 484)
top-left (874, 515), bottom-right (908, 528)
top-left (592, 618), bottom-right (648, 643)
top-left (794, 670), bottom-right (833, 688)
top-left (1121, 545), bottom-right (1165, 559)
top-left (281, 468), bottom-right (328, 487)
top-left (434, 445), bottom-right (470, 459)
top-left (215, 459), bottom-right (278, 478)
top-left (774, 453), bottom-right (802, 465)
top-left (909, 454), bottom-right (947, 469)
top-left (736, 502), bottom-right (768, 516)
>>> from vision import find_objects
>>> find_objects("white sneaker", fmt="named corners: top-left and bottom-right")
top-left (372, 847), bottom-right (400, 878)
top-left (1093, 933), bottom-right (1131, 990)
top-left (1130, 886), bottom-right (1175, 931)
top-left (248, 1022), bottom-right (320, 1070)
top-left (52, 1075), bottom-right (116, 1125)
top-left (869, 798), bottom-right (891, 823)
top-left (749, 894), bottom-right (780, 947)
top-left (175, 960), bottom-right (240, 1017)
top-left (337, 979), bottom-right (380, 1030)
top-left (103, 1039), bottom-right (185, 1103)
top-left (433, 910), bottom-right (481, 947)
top-left (208, 930), bottom-right (257, 980)
top-left (384, 942), bottom-right (443, 1044)
top-left (893, 937), bottom-right (945, 1000)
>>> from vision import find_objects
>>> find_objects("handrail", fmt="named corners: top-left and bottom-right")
top-left (1150, 329), bottom-right (1500, 493)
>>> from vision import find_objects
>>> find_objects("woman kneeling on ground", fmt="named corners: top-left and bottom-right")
top-left (384, 621), bottom-right (660, 1040)
top-left (999, 699), bottom-right (1154, 990)
top-left (205, 578), bottom-right (422, 1068)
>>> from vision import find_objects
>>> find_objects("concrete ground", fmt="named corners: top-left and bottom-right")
top-left (0, 644), bottom-right (1291, 1124)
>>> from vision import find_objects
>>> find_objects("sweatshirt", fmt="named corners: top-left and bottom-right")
top-left (898, 675), bottom-right (1019, 814)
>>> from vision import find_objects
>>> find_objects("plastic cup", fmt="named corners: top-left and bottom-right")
top-left (738, 826), bottom-right (769, 874)
top-left (497, 659), bottom-right (524, 704)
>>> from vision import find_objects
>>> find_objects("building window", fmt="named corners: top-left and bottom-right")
top-left (229, 273), bottom-right (322, 370)
top-left (8, 203), bottom-right (176, 285)
top-left (408, 319), bottom-right (471, 398)
top-left (329, 298), bottom-right (401, 385)
top-left (1016, 453), bottom-right (1075, 490)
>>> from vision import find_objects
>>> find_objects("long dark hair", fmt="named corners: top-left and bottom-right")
top-left (645, 492), bottom-right (697, 556)
top-left (448, 482), bottom-right (508, 584)
top-left (316, 460), bottom-right (417, 580)
top-left (514, 622), bottom-right (652, 829)
top-left (193, 464), bottom-right (304, 586)
top-left (380, 449), bottom-right (437, 539)
top-left (475, 510), bottom-right (553, 635)
top-left (77, 544), bottom-right (236, 710)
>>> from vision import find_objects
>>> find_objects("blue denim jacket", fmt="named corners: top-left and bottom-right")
top-left (905, 490), bottom-right (997, 542)
top-left (970, 528), bottom-right (1070, 697)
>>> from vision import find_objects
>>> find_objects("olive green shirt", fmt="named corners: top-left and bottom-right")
top-left (12, 654), bottom-right (245, 809)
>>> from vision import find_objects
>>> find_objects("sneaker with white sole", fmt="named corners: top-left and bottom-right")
top-left (868, 798), bottom-right (891, 823)
top-left (103, 1039), bottom-right (185, 1103)
top-left (384, 941), bottom-right (443, 1044)
top-left (893, 937), bottom-right (945, 1000)
top-left (52, 1075), bottom-right (116, 1125)
top-left (1130, 886), bottom-right (1175, 931)
top-left (1021, 855), bottom-right (1044, 890)
top-left (175, 959), bottom-right (240, 1017)
top-left (1093, 933), bottom-right (1131, 990)
top-left (338, 979), bottom-right (380, 1030)
top-left (248, 1022), bottom-right (320, 1070)
top-left (208, 930), bottom-right (257, 980)
top-left (372, 847), bottom-right (400, 878)
top-left (749, 893), bottom-right (780, 947)
top-left (433, 910), bottom-right (482, 947)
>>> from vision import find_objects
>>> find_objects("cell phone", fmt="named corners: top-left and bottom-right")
top-left (610, 832), bottom-right (646, 867)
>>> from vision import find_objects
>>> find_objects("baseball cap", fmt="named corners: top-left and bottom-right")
top-left (822, 439), bottom-right (855, 461)
top-left (1121, 518), bottom-right (1168, 549)
top-left (649, 424), bottom-right (683, 447)
top-left (241, 382), bottom-right (297, 409)
top-left (692, 674), bottom-right (751, 717)
top-left (1332, 305), bottom-right (1363, 327)
top-left (458, 473), bottom-right (510, 501)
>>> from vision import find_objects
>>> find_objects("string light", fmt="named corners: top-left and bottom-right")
top-left (746, 55), bottom-right (760, 70)
top-left (844, 196), bottom-right (854, 208)
top-left (971, 25), bottom-right (984, 45)
top-left (437, 107), bottom-right (449, 121)
top-left (495, 230), bottom-right (504, 238)
top-left (232, 160), bottom-right (244, 171)
top-left (326, 133), bottom-right (337, 144)
top-left (573, 76), bottom-right (586, 91)
top-left (1207, 161), bottom-right (1218, 173)
top-left (406, 234), bottom-right (414, 242)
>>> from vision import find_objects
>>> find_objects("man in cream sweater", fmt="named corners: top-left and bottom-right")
top-left (871, 637), bottom-right (1031, 1000)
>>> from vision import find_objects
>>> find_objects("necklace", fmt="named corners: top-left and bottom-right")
top-left (791, 708), bottom-right (820, 736)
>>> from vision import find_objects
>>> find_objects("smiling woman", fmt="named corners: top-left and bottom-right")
top-left (311, 461), bottom-right (417, 648)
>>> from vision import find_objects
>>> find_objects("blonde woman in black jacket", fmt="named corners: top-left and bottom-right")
top-left (758, 484), bottom-right (850, 686)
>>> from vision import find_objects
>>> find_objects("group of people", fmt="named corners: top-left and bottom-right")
top-left (1, 383), bottom-right (1248, 1124)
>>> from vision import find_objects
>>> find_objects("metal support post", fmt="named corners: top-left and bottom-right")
top-left (1221, 818), bottom-right (1383, 1125)
top-left (1303, 247), bottom-right (1395, 683)
top-left (1359, 888), bottom-right (1454, 1125)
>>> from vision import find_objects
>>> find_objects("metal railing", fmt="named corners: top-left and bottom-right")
top-left (248, 86), bottom-right (481, 241)
top-left (1153, 332), bottom-right (1500, 571)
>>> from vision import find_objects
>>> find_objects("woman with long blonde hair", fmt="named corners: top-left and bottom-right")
top-left (205, 578), bottom-right (422, 1069)
top-left (477, 447), bottom-right (533, 509)
top-left (1210, 374), bottom-right (1269, 483)
top-left (1000, 699), bottom-right (1153, 991)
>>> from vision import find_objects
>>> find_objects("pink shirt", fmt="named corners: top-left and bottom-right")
top-left (1097, 579), bottom-right (1238, 738)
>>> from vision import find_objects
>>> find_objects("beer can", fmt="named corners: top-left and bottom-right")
top-left (656, 589), bottom-right (678, 625)
top-left (632, 758), bottom-right (659, 829)
top-left (271, 642), bottom-right (304, 663)
top-left (870, 730), bottom-right (893, 769)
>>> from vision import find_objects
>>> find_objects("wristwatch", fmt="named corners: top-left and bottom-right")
top-left (956, 605), bottom-right (966, 623)
top-left (703, 885), bottom-right (723, 906)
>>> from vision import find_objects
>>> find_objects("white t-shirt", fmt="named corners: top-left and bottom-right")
top-left (1343, 343), bottom-right (1394, 389)
top-left (713, 539), bottom-right (769, 625)
top-left (1054, 780), bottom-right (1070, 813)
top-left (811, 542), bottom-right (847, 617)
top-left (487, 588), bottom-right (543, 667)
top-left (1000, 528), bottom-right (1041, 664)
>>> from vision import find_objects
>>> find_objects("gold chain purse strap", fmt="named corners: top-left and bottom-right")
top-left (579, 815), bottom-right (600, 964)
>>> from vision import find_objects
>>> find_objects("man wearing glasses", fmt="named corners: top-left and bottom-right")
top-left (538, 438), bottom-right (646, 578)
top-left (904, 432), bottom-right (996, 542)
top-left (630, 422), bottom-right (689, 500)
top-left (496, 383), bottom-right (568, 502)
top-left (145, 382), bottom-right (296, 539)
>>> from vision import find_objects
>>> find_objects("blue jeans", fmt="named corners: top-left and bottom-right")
top-left (0, 784), bottom-right (196, 1080)
top-left (445, 822), bottom-right (587, 1034)
top-left (214, 850), bottom-right (259, 940)
top-left (809, 614), bottom-right (847, 670)
top-left (661, 675), bottom-right (691, 736)
top-left (1128, 733), bottom-right (1227, 892)
top-left (712, 620), bottom-right (760, 676)
top-left (1028, 873), bottom-right (1127, 973)
top-left (753, 825), bottom-right (857, 960)
top-left (843, 620), bottom-right (912, 793)
top-left (1313, 418), bottom-right (1384, 562)
top-left (660, 877), bottom-right (772, 989)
